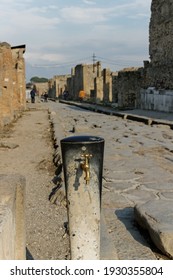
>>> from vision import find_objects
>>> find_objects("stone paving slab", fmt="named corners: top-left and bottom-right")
top-left (100, 212), bottom-right (118, 260)
top-left (134, 200), bottom-right (173, 259)
top-left (103, 208), bottom-right (156, 260)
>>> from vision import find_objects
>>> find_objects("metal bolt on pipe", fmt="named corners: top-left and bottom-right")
top-left (60, 135), bottom-right (104, 260)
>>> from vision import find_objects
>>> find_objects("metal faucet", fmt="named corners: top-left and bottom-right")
top-left (81, 154), bottom-right (92, 184)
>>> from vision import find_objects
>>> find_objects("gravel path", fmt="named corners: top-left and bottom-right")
top-left (0, 102), bottom-right (70, 260)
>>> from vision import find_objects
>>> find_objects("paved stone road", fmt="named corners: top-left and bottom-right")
top-left (48, 100), bottom-right (173, 260)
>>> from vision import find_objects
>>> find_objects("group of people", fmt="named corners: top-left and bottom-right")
top-left (30, 89), bottom-right (48, 103)
top-left (30, 88), bottom-right (71, 103)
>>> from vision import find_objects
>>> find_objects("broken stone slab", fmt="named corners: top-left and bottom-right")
top-left (134, 200), bottom-right (173, 258)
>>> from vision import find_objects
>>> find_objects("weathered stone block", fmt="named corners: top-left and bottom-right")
top-left (134, 200), bottom-right (173, 258)
top-left (0, 205), bottom-right (15, 259)
top-left (0, 174), bottom-right (26, 259)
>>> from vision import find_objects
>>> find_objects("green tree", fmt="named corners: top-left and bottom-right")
top-left (30, 76), bottom-right (49, 83)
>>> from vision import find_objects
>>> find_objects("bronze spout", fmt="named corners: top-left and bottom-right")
top-left (81, 154), bottom-right (92, 184)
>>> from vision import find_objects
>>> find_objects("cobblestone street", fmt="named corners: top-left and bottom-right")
top-left (1, 100), bottom-right (173, 259)
top-left (48, 100), bottom-right (173, 260)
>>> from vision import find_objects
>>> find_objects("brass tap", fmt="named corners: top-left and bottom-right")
top-left (81, 154), bottom-right (92, 184)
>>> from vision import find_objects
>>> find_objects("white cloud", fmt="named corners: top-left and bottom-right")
top-left (60, 6), bottom-right (107, 23)
top-left (83, 0), bottom-right (96, 5)
top-left (59, 0), bottom-right (151, 24)
top-left (26, 51), bottom-right (66, 65)
top-left (0, 0), bottom-right (152, 80)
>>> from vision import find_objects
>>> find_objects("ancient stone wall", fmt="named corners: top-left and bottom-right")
top-left (74, 64), bottom-right (84, 99)
top-left (149, 0), bottom-right (173, 66)
top-left (48, 74), bottom-right (71, 99)
top-left (54, 75), bottom-right (70, 98)
top-left (12, 46), bottom-right (26, 112)
top-left (67, 62), bottom-right (112, 101)
top-left (83, 64), bottom-right (97, 98)
top-left (48, 79), bottom-right (56, 99)
top-left (112, 0), bottom-right (173, 109)
top-left (111, 0), bottom-right (173, 109)
top-left (0, 42), bottom-right (26, 127)
top-left (0, 43), bottom-right (14, 126)
top-left (34, 82), bottom-right (48, 96)
top-left (67, 75), bottom-right (74, 99)
top-left (103, 68), bottom-right (112, 103)
top-left (51, 61), bottom-right (142, 108)
top-left (112, 73), bottom-right (118, 103)
top-left (95, 76), bottom-right (103, 102)
top-left (144, 0), bottom-right (173, 89)
top-left (113, 68), bottom-right (143, 108)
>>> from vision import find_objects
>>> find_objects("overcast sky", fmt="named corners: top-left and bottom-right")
top-left (0, 0), bottom-right (152, 82)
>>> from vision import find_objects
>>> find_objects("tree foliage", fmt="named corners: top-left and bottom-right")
top-left (30, 76), bottom-right (49, 83)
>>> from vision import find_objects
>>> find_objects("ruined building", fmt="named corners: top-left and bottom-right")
top-left (102, 0), bottom-right (173, 111)
top-left (48, 62), bottom-right (113, 103)
top-left (112, 67), bottom-right (143, 109)
top-left (49, 0), bottom-right (173, 112)
top-left (0, 42), bottom-right (26, 127)
top-left (70, 63), bottom-right (100, 100)
top-left (48, 74), bottom-right (71, 99)
top-left (69, 62), bottom-right (112, 102)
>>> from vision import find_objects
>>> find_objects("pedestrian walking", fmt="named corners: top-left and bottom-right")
top-left (30, 89), bottom-right (36, 103)
top-left (44, 92), bottom-right (48, 102)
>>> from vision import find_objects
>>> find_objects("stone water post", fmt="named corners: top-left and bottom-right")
top-left (61, 135), bottom-right (104, 260)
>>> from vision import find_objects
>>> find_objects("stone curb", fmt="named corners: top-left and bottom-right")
top-left (59, 100), bottom-right (173, 128)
